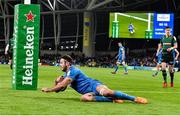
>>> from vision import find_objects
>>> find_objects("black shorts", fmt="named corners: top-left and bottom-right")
top-left (162, 52), bottom-right (174, 65)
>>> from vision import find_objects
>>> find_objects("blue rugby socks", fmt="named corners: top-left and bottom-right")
top-left (95, 96), bottom-right (113, 102)
top-left (114, 65), bottom-right (118, 73)
top-left (114, 91), bottom-right (135, 101)
top-left (123, 65), bottom-right (128, 73)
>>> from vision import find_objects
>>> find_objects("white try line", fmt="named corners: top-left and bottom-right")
top-left (123, 90), bottom-right (180, 94)
top-left (114, 13), bottom-right (149, 22)
top-left (65, 89), bottom-right (180, 94)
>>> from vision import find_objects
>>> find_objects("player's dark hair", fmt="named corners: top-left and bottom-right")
top-left (165, 26), bottom-right (170, 29)
top-left (61, 55), bottom-right (73, 63)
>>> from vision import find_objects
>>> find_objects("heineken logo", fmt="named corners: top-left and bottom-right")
top-left (22, 26), bottom-right (35, 85)
top-left (25, 11), bottom-right (36, 22)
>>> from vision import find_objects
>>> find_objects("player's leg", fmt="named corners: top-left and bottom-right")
top-left (161, 62), bottom-right (167, 87)
top-left (9, 52), bottom-right (13, 69)
top-left (152, 58), bottom-right (158, 77)
top-left (122, 61), bottom-right (128, 74)
top-left (81, 82), bottom-right (123, 103)
top-left (153, 64), bottom-right (161, 77)
top-left (161, 54), bottom-right (168, 87)
top-left (152, 64), bottom-right (158, 77)
top-left (168, 64), bottom-right (174, 87)
top-left (96, 85), bottom-right (147, 104)
top-left (9, 59), bottom-right (12, 69)
top-left (80, 93), bottom-right (115, 102)
top-left (111, 61), bottom-right (120, 74)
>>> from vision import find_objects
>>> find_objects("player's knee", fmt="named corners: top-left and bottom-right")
top-left (80, 94), bottom-right (94, 102)
top-left (161, 67), bottom-right (166, 70)
top-left (169, 68), bottom-right (174, 73)
top-left (101, 90), bottom-right (114, 97)
top-left (162, 70), bottom-right (167, 76)
top-left (169, 66), bottom-right (174, 73)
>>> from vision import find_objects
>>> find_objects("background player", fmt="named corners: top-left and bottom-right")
top-left (111, 42), bottom-right (128, 74)
top-left (4, 37), bottom-right (14, 69)
top-left (172, 48), bottom-right (179, 66)
top-left (128, 23), bottom-right (135, 34)
top-left (42, 55), bottom-right (147, 104)
top-left (152, 43), bottom-right (162, 77)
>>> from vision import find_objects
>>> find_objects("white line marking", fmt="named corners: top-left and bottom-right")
top-left (116, 13), bottom-right (149, 22)
top-left (65, 89), bottom-right (180, 94)
top-left (123, 90), bottom-right (180, 94)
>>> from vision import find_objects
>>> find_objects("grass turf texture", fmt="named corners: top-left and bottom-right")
top-left (0, 64), bottom-right (180, 115)
top-left (109, 13), bottom-right (154, 39)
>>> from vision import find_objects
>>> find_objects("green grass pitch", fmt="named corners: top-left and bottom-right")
top-left (109, 13), bottom-right (154, 39)
top-left (0, 64), bottom-right (180, 115)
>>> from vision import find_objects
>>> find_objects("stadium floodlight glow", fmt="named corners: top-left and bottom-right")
top-left (24, 0), bottom-right (31, 4)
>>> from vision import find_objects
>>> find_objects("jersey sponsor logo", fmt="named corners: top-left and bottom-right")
top-left (163, 43), bottom-right (171, 45)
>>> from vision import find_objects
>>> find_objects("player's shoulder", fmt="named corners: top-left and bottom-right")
top-left (69, 65), bottom-right (81, 74)
top-left (172, 36), bottom-right (177, 41)
top-left (70, 65), bottom-right (79, 70)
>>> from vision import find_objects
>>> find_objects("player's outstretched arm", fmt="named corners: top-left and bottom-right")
top-left (41, 77), bottom-right (72, 93)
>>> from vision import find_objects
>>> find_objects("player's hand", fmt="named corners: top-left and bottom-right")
top-left (153, 58), bottom-right (156, 62)
top-left (167, 48), bottom-right (172, 52)
top-left (5, 51), bottom-right (8, 55)
top-left (41, 88), bottom-right (51, 93)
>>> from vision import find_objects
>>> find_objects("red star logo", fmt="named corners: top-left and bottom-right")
top-left (25, 11), bottom-right (36, 22)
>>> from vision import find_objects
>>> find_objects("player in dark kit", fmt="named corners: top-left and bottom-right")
top-left (5, 37), bottom-right (14, 69)
top-left (159, 26), bottom-right (178, 88)
top-left (42, 55), bottom-right (147, 104)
